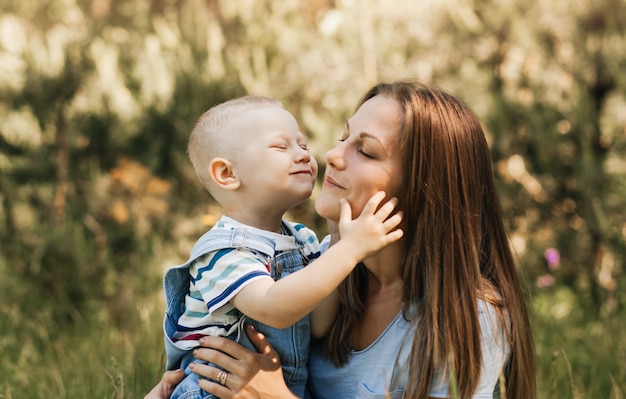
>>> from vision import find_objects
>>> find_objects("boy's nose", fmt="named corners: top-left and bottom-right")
top-left (295, 148), bottom-right (311, 163)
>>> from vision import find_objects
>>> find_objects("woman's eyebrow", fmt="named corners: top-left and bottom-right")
top-left (358, 132), bottom-right (382, 143)
top-left (346, 122), bottom-right (382, 144)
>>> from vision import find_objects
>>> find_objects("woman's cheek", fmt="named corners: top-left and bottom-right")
top-left (345, 201), bottom-right (368, 220)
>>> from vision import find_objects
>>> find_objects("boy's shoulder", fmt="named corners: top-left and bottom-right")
top-left (281, 220), bottom-right (319, 244)
top-left (282, 221), bottom-right (321, 259)
top-left (283, 221), bottom-right (318, 238)
top-left (185, 217), bottom-right (277, 263)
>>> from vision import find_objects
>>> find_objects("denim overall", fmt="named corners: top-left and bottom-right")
top-left (164, 223), bottom-right (311, 399)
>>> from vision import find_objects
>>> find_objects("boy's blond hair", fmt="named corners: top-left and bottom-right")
top-left (188, 96), bottom-right (283, 193)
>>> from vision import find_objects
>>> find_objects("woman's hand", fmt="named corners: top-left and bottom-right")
top-left (144, 369), bottom-right (185, 399)
top-left (190, 325), bottom-right (298, 399)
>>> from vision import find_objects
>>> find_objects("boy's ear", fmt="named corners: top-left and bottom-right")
top-left (209, 158), bottom-right (240, 190)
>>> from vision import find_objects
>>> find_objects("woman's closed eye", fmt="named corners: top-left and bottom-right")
top-left (358, 147), bottom-right (375, 158)
top-left (336, 136), bottom-right (375, 158)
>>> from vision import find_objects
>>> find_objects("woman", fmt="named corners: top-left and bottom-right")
top-left (148, 80), bottom-right (536, 398)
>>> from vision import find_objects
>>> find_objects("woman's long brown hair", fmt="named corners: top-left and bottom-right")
top-left (325, 81), bottom-right (536, 399)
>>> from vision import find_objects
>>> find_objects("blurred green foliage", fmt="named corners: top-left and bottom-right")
top-left (0, 0), bottom-right (624, 397)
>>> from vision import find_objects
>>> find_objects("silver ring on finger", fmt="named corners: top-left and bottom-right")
top-left (217, 370), bottom-right (228, 386)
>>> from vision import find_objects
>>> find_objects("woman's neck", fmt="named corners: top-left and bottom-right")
top-left (349, 243), bottom-right (405, 350)
top-left (361, 241), bottom-right (404, 287)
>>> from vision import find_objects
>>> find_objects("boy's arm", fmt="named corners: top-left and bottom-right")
top-left (231, 192), bottom-right (402, 329)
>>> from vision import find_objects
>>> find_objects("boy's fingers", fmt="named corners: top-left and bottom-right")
top-left (338, 198), bottom-right (353, 224)
top-left (374, 197), bottom-right (399, 220)
top-left (383, 212), bottom-right (403, 230)
top-left (385, 227), bottom-right (404, 242)
top-left (363, 191), bottom-right (387, 214)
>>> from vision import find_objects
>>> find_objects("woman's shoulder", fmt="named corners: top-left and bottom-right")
top-left (476, 297), bottom-right (511, 371)
top-left (476, 298), bottom-right (509, 341)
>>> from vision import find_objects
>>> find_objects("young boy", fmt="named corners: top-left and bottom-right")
top-left (163, 96), bottom-right (402, 399)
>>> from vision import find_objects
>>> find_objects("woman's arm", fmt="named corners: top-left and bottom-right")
top-left (310, 220), bottom-right (341, 338)
top-left (191, 324), bottom-right (299, 399)
top-left (310, 289), bottom-right (339, 338)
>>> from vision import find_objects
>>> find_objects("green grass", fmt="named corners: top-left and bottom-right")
top-left (1, 281), bottom-right (624, 398)
top-left (0, 295), bottom-right (166, 399)
top-left (531, 286), bottom-right (626, 399)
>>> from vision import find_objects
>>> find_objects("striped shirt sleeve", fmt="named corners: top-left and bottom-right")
top-left (190, 247), bottom-right (272, 314)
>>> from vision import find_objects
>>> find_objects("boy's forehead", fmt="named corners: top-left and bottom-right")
top-left (244, 105), bottom-right (291, 119)
top-left (234, 107), bottom-right (301, 135)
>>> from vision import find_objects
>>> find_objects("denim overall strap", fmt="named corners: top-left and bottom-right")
top-left (236, 222), bottom-right (315, 396)
top-left (163, 227), bottom-right (276, 370)
top-left (190, 226), bottom-right (276, 262)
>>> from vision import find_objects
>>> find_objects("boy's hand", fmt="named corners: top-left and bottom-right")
top-left (337, 191), bottom-right (403, 260)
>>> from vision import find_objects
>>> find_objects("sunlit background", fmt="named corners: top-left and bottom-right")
top-left (0, 0), bottom-right (625, 397)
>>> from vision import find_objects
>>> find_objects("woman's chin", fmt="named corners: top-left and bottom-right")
top-left (314, 198), bottom-right (340, 221)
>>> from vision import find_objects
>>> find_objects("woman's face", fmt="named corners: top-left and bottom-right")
top-left (315, 95), bottom-right (405, 221)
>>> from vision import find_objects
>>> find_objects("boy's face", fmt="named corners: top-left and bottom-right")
top-left (232, 107), bottom-right (318, 211)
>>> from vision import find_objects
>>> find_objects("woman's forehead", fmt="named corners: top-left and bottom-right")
top-left (349, 96), bottom-right (402, 145)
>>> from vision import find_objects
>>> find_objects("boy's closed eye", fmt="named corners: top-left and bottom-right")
top-left (270, 141), bottom-right (289, 150)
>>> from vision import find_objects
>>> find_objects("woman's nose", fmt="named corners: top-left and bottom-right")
top-left (325, 143), bottom-right (345, 169)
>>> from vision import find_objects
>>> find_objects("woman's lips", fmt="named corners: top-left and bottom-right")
top-left (324, 175), bottom-right (344, 189)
